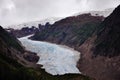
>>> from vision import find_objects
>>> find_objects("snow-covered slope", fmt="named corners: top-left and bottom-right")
top-left (7, 17), bottom-right (62, 29)
top-left (74, 8), bottom-right (114, 17)
top-left (19, 35), bottom-right (81, 75)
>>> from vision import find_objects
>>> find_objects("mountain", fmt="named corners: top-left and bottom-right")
top-left (2, 5), bottom-right (119, 80)
top-left (31, 13), bottom-right (104, 50)
top-left (0, 26), bottom-right (94, 80)
top-left (78, 5), bottom-right (120, 80)
top-left (74, 8), bottom-right (114, 17)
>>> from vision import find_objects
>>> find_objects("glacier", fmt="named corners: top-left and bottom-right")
top-left (19, 35), bottom-right (81, 75)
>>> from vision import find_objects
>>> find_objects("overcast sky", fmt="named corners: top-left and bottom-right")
top-left (0, 0), bottom-right (120, 26)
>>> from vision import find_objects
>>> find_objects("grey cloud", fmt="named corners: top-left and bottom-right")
top-left (0, 0), bottom-right (120, 27)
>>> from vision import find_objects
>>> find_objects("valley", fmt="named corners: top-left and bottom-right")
top-left (0, 1), bottom-right (120, 80)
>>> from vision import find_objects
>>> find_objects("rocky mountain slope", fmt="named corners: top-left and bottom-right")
top-left (78, 5), bottom-right (120, 80)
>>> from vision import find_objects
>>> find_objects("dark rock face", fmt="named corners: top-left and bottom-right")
top-left (94, 5), bottom-right (120, 57)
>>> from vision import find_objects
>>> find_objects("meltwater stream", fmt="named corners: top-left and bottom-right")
top-left (19, 35), bottom-right (81, 75)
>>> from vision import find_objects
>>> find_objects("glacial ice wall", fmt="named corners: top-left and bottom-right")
top-left (19, 35), bottom-right (81, 75)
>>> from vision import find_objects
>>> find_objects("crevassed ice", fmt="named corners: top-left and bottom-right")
top-left (19, 35), bottom-right (81, 75)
